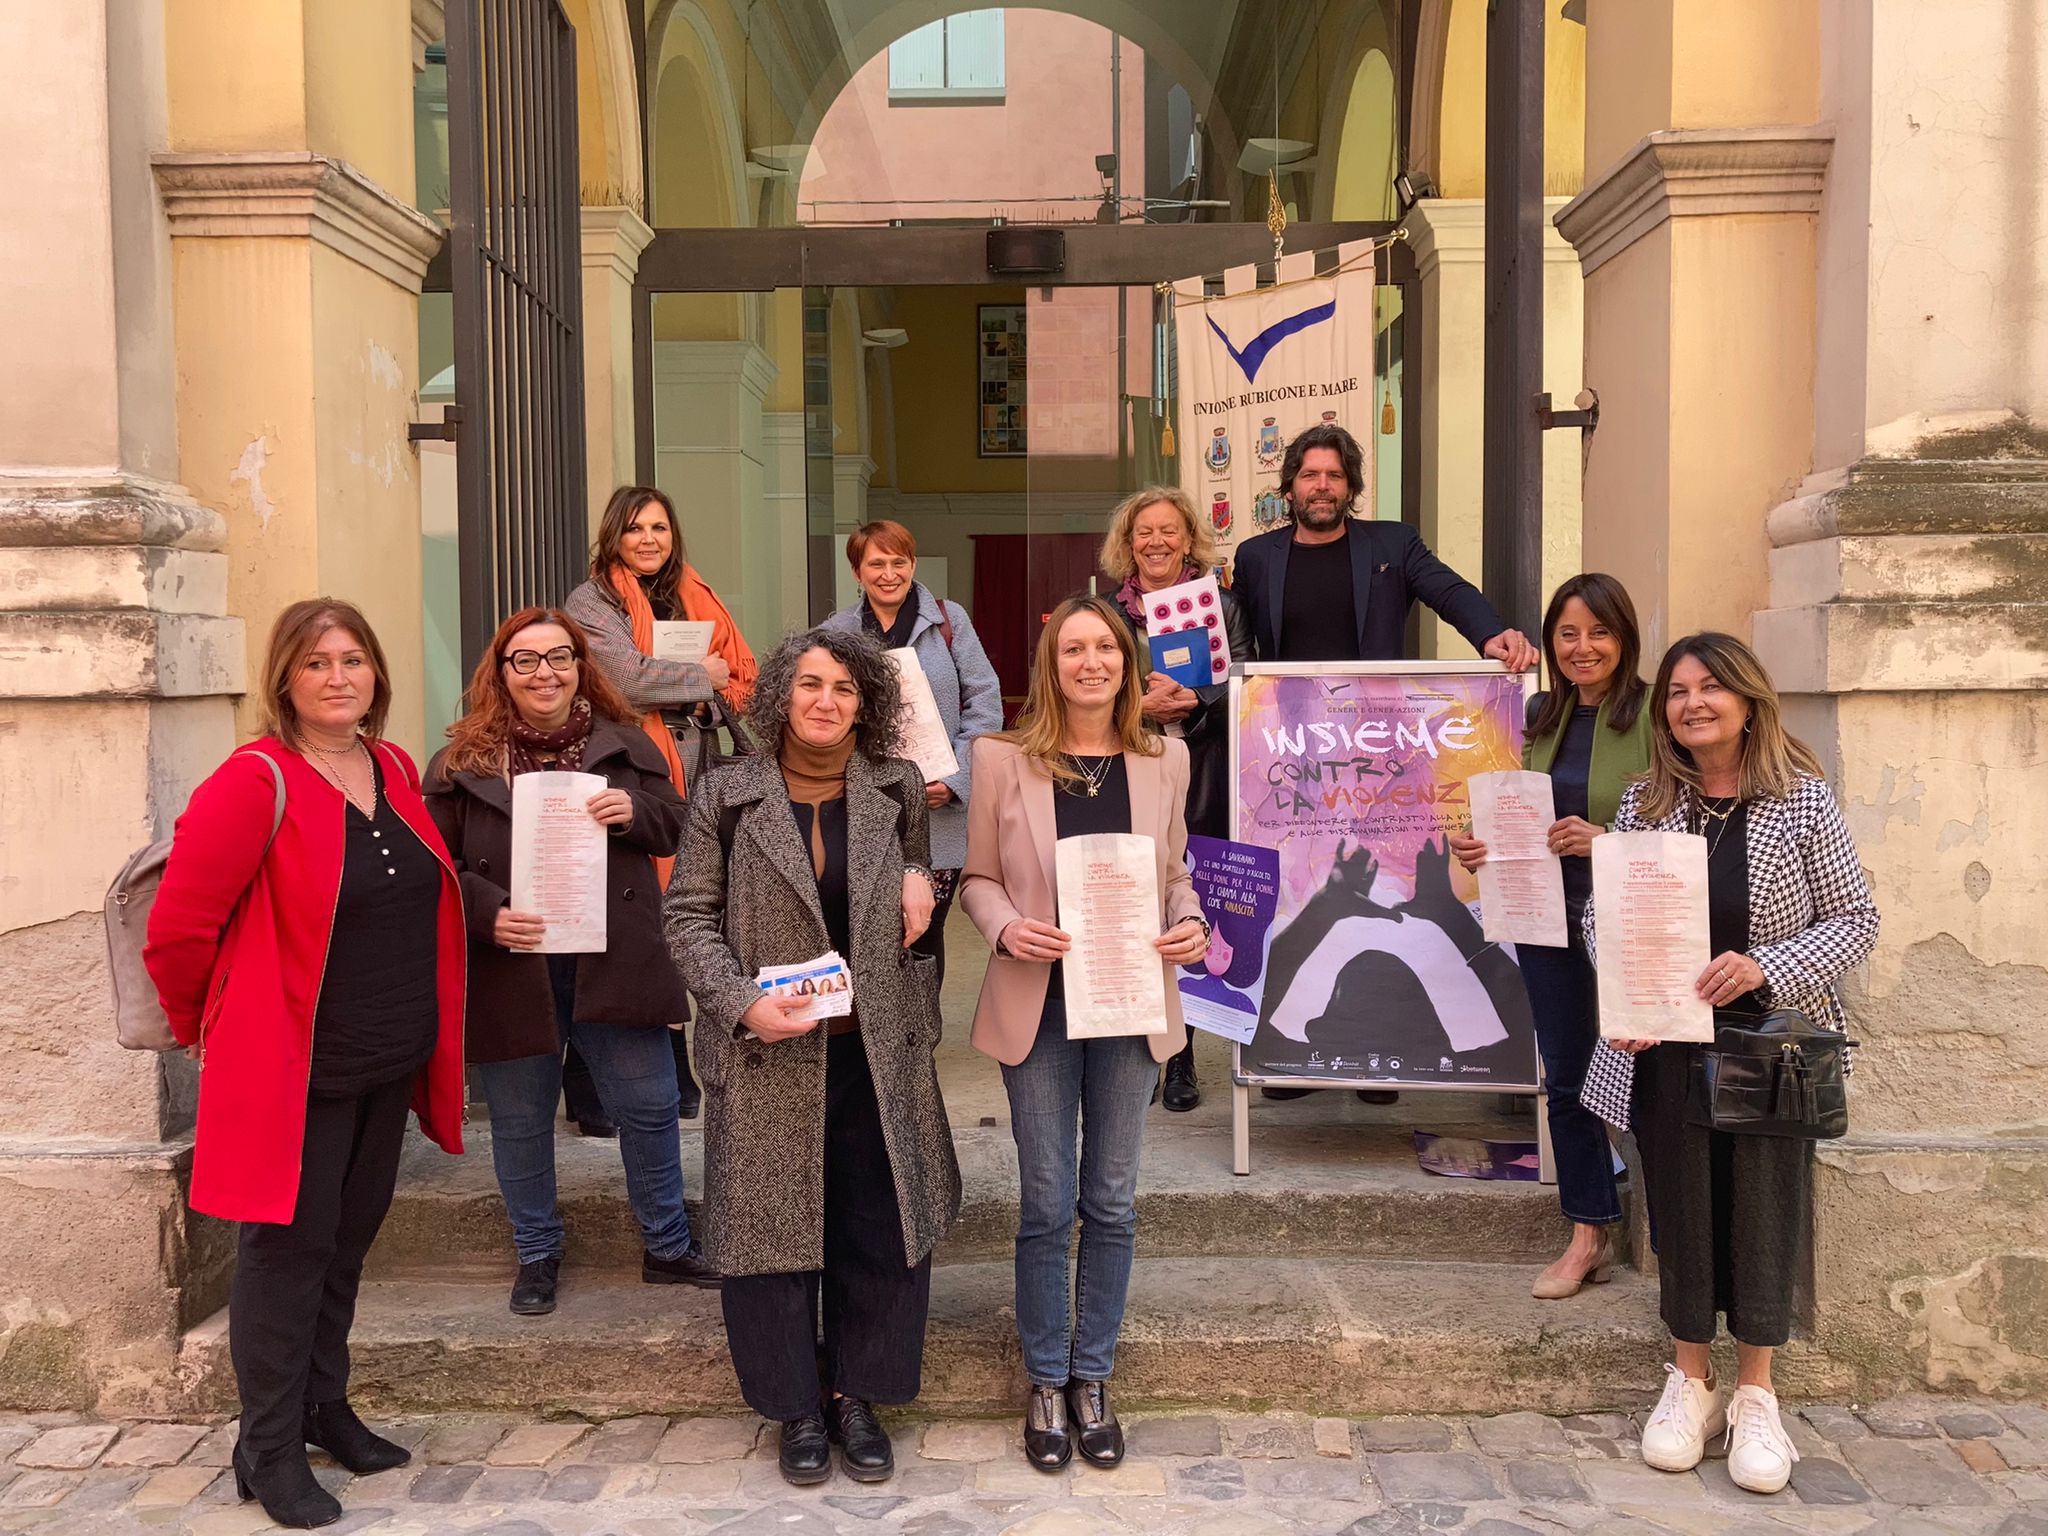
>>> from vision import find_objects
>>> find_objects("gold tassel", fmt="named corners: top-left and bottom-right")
top-left (1161, 419), bottom-right (1176, 456)
top-left (1381, 389), bottom-right (1397, 436)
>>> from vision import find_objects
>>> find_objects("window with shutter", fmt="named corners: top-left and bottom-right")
top-left (888, 9), bottom-right (1005, 101)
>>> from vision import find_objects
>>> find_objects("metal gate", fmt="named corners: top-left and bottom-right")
top-left (444, 0), bottom-right (587, 672)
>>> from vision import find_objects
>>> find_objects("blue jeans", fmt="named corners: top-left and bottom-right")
top-left (1518, 920), bottom-right (1623, 1227)
top-left (1000, 996), bottom-right (1159, 1386)
top-left (471, 959), bottom-right (692, 1264)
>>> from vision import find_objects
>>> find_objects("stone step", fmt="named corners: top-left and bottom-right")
top-left (176, 1254), bottom-right (1850, 1422)
top-left (367, 1117), bottom-right (1592, 1275)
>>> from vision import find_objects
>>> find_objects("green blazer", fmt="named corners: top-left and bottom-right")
top-left (1523, 691), bottom-right (1653, 830)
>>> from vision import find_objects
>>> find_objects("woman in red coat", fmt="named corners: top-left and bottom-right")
top-left (146, 598), bottom-right (465, 1529)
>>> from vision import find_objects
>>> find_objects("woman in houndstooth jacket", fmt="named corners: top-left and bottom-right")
top-left (1581, 632), bottom-right (1877, 1497)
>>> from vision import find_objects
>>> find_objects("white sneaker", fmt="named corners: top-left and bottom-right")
top-left (1640, 1363), bottom-right (1724, 1472)
top-left (1725, 1384), bottom-right (1799, 1493)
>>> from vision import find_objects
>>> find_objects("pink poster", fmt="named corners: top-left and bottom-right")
top-left (1232, 668), bottom-right (1539, 1089)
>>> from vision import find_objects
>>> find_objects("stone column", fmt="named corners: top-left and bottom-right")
top-left (651, 341), bottom-right (779, 639)
top-left (580, 204), bottom-right (655, 526)
top-left (1750, 0), bottom-right (2048, 1396)
top-left (0, 1), bottom-right (243, 1411)
top-left (1407, 196), bottom-right (1584, 659)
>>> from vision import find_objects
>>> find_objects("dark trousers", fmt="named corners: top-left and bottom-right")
top-left (229, 1073), bottom-right (413, 1456)
top-left (908, 880), bottom-right (956, 991)
top-left (719, 1033), bottom-right (932, 1421)
top-left (1632, 1041), bottom-right (1812, 1347)
top-left (565, 1027), bottom-right (696, 1124)
top-left (1517, 924), bottom-right (1623, 1226)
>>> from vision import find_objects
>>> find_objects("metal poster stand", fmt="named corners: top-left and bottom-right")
top-left (1219, 661), bottom-right (1552, 1179)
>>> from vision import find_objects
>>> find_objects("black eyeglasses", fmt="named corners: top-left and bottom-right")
top-left (501, 646), bottom-right (578, 675)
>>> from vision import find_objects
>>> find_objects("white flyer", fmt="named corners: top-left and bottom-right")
top-left (885, 646), bottom-right (961, 782)
top-left (1591, 830), bottom-right (1715, 1043)
top-left (753, 951), bottom-right (854, 1026)
top-left (1055, 833), bottom-right (1167, 1038)
top-left (651, 619), bottom-right (716, 664)
top-left (510, 770), bottom-right (609, 953)
top-left (1469, 769), bottom-right (1567, 947)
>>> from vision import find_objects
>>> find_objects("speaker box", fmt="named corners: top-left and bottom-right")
top-left (986, 227), bottom-right (1065, 276)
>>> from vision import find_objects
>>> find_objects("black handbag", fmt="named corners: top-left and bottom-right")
top-left (1685, 1008), bottom-right (1855, 1140)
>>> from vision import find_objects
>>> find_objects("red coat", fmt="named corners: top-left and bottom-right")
top-left (144, 738), bottom-right (466, 1223)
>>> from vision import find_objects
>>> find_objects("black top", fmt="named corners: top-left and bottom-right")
top-left (788, 798), bottom-right (853, 958)
top-left (310, 756), bottom-right (443, 1097)
top-left (1551, 703), bottom-right (1600, 913)
top-left (1276, 529), bottom-right (1361, 661)
top-left (1046, 753), bottom-right (1133, 1001)
top-left (639, 575), bottom-right (679, 622)
top-left (1699, 795), bottom-right (1761, 1016)
top-left (860, 593), bottom-right (918, 652)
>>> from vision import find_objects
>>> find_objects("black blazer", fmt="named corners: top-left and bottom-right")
top-left (1232, 519), bottom-right (1506, 662)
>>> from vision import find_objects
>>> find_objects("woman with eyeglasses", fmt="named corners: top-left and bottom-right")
top-left (426, 608), bottom-right (718, 1319)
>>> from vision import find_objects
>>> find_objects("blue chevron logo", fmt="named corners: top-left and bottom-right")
top-left (1206, 297), bottom-right (1338, 384)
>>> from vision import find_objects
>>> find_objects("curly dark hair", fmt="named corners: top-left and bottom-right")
top-left (747, 627), bottom-right (905, 759)
top-left (1279, 422), bottom-right (1367, 511)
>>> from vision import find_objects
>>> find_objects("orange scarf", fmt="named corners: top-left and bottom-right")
top-left (606, 564), bottom-right (706, 891)
top-left (678, 563), bottom-right (758, 713)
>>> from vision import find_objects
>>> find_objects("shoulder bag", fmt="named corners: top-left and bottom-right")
top-left (1685, 1007), bottom-right (1853, 1140)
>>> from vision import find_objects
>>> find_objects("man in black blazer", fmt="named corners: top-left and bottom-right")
top-left (1233, 424), bottom-right (1536, 1103)
top-left (1232, 423), bottom-right (1539, 670)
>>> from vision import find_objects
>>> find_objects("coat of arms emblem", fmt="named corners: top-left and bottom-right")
top-left (1256, 416), bottom-right (1282, 467)
top-left (1210, 491), bottom-right (1233, 534)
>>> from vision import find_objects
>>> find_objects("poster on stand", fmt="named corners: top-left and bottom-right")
top-left (1177, 835), bottom-right (1281, 1044)
top-left (1230, 664), bottom-right (1539, 1089)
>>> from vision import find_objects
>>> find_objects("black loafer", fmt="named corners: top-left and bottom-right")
top-left (1065, 1378), bottom-right (1124, 1467)
top-left (677, 1078), bottom-right (702, 1121)
top-left (1260, 1086), bottom-right (1311, 1101)
top-left (779, 1411), bottom-right (832, 1485)
top-left (302, 1399), bottom-right (409, 1474)
top-left (1162, 1049), bottom-right (1199, 1112)
top-left (642, 1243), bottom-right (722, 1289)
top-left (1023, 1383), bottom-right (1071, 1471)
top-left (828, 1396), bottom-right (894, 1482)
top-left (509, 1256), bottom-right (559, 1316)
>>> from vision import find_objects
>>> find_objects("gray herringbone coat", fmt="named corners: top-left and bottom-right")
top-left (664, 750), bottom-right (962, 1276)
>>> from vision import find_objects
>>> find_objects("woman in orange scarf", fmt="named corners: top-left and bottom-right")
top-left (564, 484), bottom-right (760, 1126)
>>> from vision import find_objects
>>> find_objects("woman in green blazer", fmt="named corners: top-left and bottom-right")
top-left (1452, 573), bottom-right (1652, 1298)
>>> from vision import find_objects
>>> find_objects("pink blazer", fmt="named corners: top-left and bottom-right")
top-left (959, 734), bottom-right (1205, 1066)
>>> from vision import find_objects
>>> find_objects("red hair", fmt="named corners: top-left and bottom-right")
top-left (438, 608), bottom-right (636, 776)
top-left (845, 519), bottom-right (917, 569)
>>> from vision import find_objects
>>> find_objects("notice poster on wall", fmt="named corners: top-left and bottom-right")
top-left (977, 304), bottom-right (1027, 457)
top-left (1231, 665), bottom-right (1539, 1089)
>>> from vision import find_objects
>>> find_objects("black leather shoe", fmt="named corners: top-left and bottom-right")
top-left (676, 1077), bottom-right (702, 1121)
top-left (642, 1243), bottom-right (722, 1289)
top-left (827, 1396), bottom-right (894, 1482)
top-left (574, 1116), bottom-right (619, 1138)
top-left (510, 1256), bottom-right (559, 1316)
top-left (234, 1444), bottom-right (341, 1528)
top-left (1356, 1090), bottom-right (1399, 1105)
top-left (1162, 1049), bottom-right (1200, 1112)
top-left (303, 1399), bottom-right (409, 1473)
top-left (1260, 1086), bottom-right (1311, 1101)
top-left (1065, 1378), bottom-right (1125, 1467)
top-left (1022, 1383), bottom-right (1072, 1471)
top-left (778, 1411), bottom-right (832, 1485)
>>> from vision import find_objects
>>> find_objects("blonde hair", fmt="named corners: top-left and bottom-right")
top-left (1638, 631), bottom-right (1824, 823)
top-left (1098, 485), bottom-right (1216, 585)
top-left (260, 598), bottom-right (391, 749)
top-left (1000, 593), bottom-right (1161, 787)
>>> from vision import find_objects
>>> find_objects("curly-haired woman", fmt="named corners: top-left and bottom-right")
top-left (666, 628), bottom-right (960, 1487)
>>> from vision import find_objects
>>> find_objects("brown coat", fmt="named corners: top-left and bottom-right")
top-left (424, 717), bottom-right (689, 1061)
top-left (664, 750), bottom-right (962, 1277)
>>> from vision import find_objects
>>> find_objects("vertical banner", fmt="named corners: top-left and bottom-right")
top-left (1173, 257), bottom-right (1377, 569)
top-left (1233, 666), bottom-right (1539, 1089)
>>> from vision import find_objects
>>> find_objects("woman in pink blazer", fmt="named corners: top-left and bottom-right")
top-left (960, 593), bottom-right (1209, 1474)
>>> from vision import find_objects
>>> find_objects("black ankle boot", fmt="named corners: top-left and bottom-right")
top-left (234, 1443), bottom-right (341, 1529)
top-left (827, 1396), bottom-right (894, 1482)
top-left (778, 1410), bottom-right (832, 1485)
top-left (303, 1399), bottom-right (410, 1474)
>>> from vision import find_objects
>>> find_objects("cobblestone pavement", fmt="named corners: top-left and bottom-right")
top-left (3, 1398), bottom-right (2046, 1535)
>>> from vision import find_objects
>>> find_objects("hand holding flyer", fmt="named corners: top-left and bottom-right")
top-left (1591, 831), bottom-right (1714, 1042)
top-left (1055, 833), bottom-right (1167, 1038)
top-left (1139, 574), bottom-right (1229, 686)
top-left (511, 771), bottom-right (609, 953)
top-left (884, 647), bottom-right (960, 782)
top-left (650, 620), bottom-right (716, 663)
top-left (753, 952), bottom-right (854, 1028)
top-left (1468, 769), bottom-right (1567, 947)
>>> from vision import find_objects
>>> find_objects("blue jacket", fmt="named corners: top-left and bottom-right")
top-left (820, 584), bottom-right (1003, 870)
top-left (1232, 518), bottom-right (1506, 661)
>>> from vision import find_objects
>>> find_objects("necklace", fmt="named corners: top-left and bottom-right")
top-left (306, 736), bottom-right (375, 818)
top-left (1067, 753), bottom-right (1114, 798)
top-left (1694, 792), bottom-right (1738, 858)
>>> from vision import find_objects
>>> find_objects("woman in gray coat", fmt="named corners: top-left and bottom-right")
top-left (666, 627), bottom-right (962, 1488)
top-left (820, 519), bottom-right (1003, 988)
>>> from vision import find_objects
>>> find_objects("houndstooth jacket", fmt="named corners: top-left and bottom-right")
top-left (1580, 771), bottom-right (1879, 1130)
